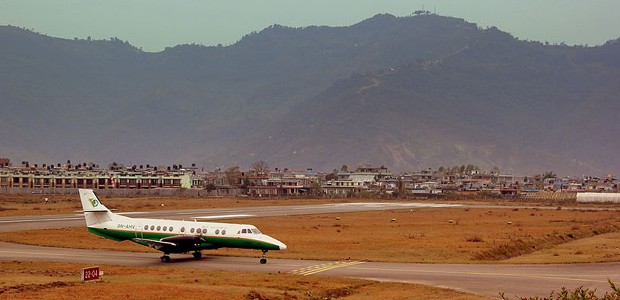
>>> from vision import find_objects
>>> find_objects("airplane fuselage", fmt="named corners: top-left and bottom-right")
top-left (87, 216), bottom-right (285, 252)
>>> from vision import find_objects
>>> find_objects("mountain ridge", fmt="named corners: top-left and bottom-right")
top-left (1, 14), bottom-right (618, 175)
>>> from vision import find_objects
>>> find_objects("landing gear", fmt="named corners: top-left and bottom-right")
top-left (160, 254), bottom-right (171, 263)
top-left (260, 249), bottom-right (268, 264)
top-left (193, 251), bottom-right (202, 260)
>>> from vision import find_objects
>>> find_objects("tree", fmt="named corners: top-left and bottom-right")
top-left (542, 171), bottom-right (557, 179)
top-left (325, 170), bottom-right (337, 181)
top-left (309, 182), bottom-right (323, 196)
top-left (205, 183), bottom-right (217, 192)
top-left (225, 166), bottom-right (242, 187)
top-left (251, 160), bottom-right (269, 175)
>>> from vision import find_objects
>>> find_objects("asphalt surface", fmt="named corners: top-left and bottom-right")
top-left (1, 202), bottom-right (619, 298)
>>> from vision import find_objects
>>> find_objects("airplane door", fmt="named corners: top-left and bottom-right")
top-left (135, 224), bottom-right (144, 239)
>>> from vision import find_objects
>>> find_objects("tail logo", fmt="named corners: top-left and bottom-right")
top-left (89, 198), bottom-right (99, 208)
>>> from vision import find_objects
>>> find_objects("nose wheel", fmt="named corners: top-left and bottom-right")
top-left (260, 250), bottom-right (268, 264)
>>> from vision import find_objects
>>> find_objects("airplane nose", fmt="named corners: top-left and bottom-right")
top-left (278, 242), bottom-right (287, 250)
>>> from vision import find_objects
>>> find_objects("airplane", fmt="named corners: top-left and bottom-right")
top-left (78, 188), bottom-right (286, 263)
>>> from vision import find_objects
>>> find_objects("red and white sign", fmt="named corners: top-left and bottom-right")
top-left (81, 266), bottom-right (101, 282)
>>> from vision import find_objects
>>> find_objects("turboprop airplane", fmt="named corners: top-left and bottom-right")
top-left (79, 189), bottom-right (286, 263)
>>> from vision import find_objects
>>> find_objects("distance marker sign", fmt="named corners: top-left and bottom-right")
top-left (81, 266), bottom-right (100, 282)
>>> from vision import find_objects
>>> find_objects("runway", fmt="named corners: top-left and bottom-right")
top-left (1, 202), bottom-right (619, 298)
top-left (1, 241), bottom-right (618, 298)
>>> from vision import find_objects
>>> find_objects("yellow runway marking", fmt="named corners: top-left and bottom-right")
top-left (290, 261), bottom-right (365, 276)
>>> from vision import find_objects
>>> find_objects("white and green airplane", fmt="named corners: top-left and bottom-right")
top-left (79, 189), bottom-right (287, 263)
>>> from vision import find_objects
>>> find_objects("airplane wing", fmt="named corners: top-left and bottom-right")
top-left (132, 235), bottom-right (218, 252)
top-left (161, 235), bottom-right (204, 244)
top-left (132, 238), bottom-right (178, 251)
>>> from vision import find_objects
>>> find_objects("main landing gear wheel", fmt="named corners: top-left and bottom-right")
top-left (260, 250), bottom-right (268, 264)
top-left (193, 251), bottom-right (202, 259)
top-left (161, 255), bottom-right (171, 263)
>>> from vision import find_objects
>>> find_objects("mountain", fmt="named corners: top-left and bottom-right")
top-left (1, 14), bottom-right (619, 175)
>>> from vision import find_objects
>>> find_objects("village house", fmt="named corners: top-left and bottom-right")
top-left (1, 157), bottom-right (618, 196)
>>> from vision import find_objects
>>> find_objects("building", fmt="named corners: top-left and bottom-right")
top-left (0, 165), bottom-right (191, 191)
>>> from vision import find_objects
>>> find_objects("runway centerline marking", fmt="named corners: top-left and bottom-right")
top-left (290, 261), bottom-right (365, 276)
top-left (349, 266), bottom-right (613, 283)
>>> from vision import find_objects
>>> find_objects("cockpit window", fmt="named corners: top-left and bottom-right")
top-left (251, 228), bottom-right (261, 234)
top-left (242, 229), bottom-right (247, 234)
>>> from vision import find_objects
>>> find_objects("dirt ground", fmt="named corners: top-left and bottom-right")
top-left (0, 261), bottom-right (489, 300)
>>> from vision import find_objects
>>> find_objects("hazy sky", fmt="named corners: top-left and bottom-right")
top-left (2, 0), bottom-right (619, 52)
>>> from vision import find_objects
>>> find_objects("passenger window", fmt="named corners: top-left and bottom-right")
top-left (144, 225), bottom-right (149, 230)
top-left (169, 226), bottom-right (174, 232)
top-left (215, 229), bottom-right (220, 235)
top-left (157, 226), bottom-right (161, 231)
top-left (181, 227), bottom-right (185, 233)
top-left (163, 226), bottom-right (167, 231)
top-left (190, 228), bottom-right (195, 233)
top-left (150, 225), bottom-right (155, 230)
top-left (222, 230), bottom-right (226, 235)
top-left (202, 229), bottom-right (207, 234)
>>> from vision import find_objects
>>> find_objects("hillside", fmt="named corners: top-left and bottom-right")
top-left (1, 14), bottom-right (618, 175)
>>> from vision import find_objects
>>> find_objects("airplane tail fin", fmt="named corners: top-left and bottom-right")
top-left (79, 189), bottom-right (110, 212)
top-left (79, 189), bottom-right (118, 226)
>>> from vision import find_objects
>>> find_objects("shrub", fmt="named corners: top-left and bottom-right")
top-left (500, 280), bottom-right (619, 300)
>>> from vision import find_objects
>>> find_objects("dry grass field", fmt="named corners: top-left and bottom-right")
top-left (0, 261), bottom-right (488, 300)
